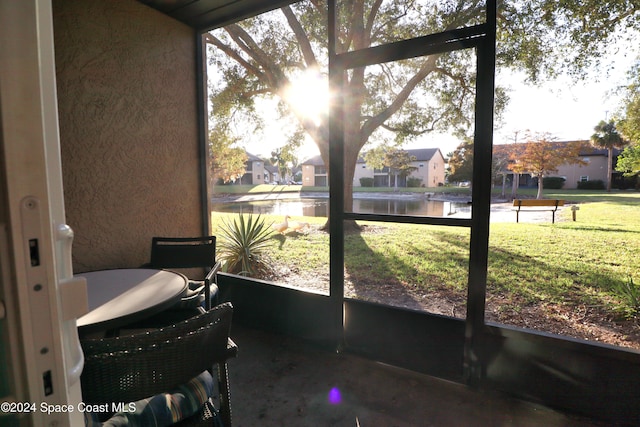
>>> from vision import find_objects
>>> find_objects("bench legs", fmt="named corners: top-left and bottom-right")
top-left (514, 208), bottom-right (557, 223)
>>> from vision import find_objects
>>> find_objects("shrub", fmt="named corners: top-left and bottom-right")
top-left (613, 277), bottom-right (640, 319)
top-left (407, 177), bottom-right (423, 187)
top-left (543, 176), bottom-right (565, 189)
top-left (217, 213), bottom-right (274, 278)
top-left (577, 180), bottom-right (605, 190)
top-left (359, 177), bottom-right (374, 187)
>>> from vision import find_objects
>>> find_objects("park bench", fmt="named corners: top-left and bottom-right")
top-left (512, 199), bottom-right (565, 223)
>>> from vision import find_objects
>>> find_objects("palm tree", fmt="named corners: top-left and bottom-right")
top-left (591, 120), bottom-right (628, 192)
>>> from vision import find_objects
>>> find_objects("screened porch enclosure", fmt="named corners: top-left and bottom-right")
top-left (115, 0), bottom-right (640, 424)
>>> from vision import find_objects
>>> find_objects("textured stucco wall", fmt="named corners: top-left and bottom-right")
top-left (53, 0), bottom-right (202, 272)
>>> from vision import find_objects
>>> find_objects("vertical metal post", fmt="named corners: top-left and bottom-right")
top-left (328, 0), bottom-right (345, 350)
top-left (196, 31), bottom-right (211, 236)
top-left (464, 0), bottom-right (496, 385)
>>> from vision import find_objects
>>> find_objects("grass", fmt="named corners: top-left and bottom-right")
top-left (211, 190), bottom-right (640, 321)
top-left (487, 196), bottom-right (640, 318)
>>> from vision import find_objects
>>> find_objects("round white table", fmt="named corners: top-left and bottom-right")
top-left (77, 268), bottom-right (188, 335)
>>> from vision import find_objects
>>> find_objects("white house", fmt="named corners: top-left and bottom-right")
top-left (302, 148), bottom-right (446, 188)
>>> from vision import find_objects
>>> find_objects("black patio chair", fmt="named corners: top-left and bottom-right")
top-left (80, 302), bottom-right (238, 427)
top-left (149, 236), bottom-right (220, 311)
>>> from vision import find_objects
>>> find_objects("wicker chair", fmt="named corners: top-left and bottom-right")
top-left (80, 302), bottom-right (237, 426)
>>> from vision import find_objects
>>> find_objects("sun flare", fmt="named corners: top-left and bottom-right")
top-left (284, 69), bottom-right (329, 126)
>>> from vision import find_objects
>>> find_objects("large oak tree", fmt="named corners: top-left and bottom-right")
top-left (616, 61), bottom-right (640, 179)
top-left (206, 0), bottom-right (640, 211)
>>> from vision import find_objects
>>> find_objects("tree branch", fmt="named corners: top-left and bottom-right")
top-left (282, 6), bottom-right (318, 69)
top-left (204, 33), bottom-right (264, 81)
top-left (365, 0), bottom-right (384, 39)
top-left (225, 24), bottom-right (288, 89)
top-left (361, 55), bottom-right (438, 140)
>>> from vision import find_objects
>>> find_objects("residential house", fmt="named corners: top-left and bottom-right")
top-left (302, 148), bottom-right (446, 188)
top-left (556, 146), bottom-right (623, 189)
top-left (240, 152), bottom-right (266, 185)
top-left (264, 164), bottom-right (281, 184)
top-left (493, 141), bottom-right (622, 189)
top-left (301, 155), bottom-right (328, 186)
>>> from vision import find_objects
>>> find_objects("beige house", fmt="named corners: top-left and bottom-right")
top-left (494, 141), bottom-right (622, 189)
top-left (240, 152), bottom-right (267, 185)
top-left (302, 148), bottom-right (446, 188)
top-left (301, 156), bottom-right (328, 186)
top-left (555, 146), bottom-right (620, 189)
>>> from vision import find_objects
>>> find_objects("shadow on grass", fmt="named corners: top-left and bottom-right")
top-left (344, 230), bottom-right (425, 311)
top-left (560, 224), bottom-right (640, 234)
top-left (343, 227), bottom-right (471, 316)
top-left (486, 241), bottom-right (633, 324)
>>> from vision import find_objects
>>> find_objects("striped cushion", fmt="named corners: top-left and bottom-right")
top-left (84, 370), bottom-right (214, 426)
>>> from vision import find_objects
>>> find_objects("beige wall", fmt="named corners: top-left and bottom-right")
top-left (302, 164), bottom-right (316, 186)
top-left (410, 151), bottom-right (446, 187)
top-left (53, 0), bottom-right (202, 272)
top-left (352, 163), bottom-right (374, 186)
top-left (350, 150), bottom-right (446, 188)
top-left (555, 156), bottom-right (609, 189)
top-left (251, 160), bottom-right (266, 184)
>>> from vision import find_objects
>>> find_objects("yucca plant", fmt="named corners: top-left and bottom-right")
top-left (613, 277), bottom-right (640, 320)
top-left (217, 213), bottom-right (274, 278)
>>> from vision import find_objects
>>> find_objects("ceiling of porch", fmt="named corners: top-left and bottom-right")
top-left (137, 0), bottom-right (297, 30)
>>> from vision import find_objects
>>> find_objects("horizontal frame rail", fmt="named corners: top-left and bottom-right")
top-left (336, 24), bottom-right (488, 68)
top-left (343, 212), bottom-right (472, 227)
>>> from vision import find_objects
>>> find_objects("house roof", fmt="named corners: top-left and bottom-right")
top-left (245, 152), bottom-right (263, 162)
top-left (397, 148), bottom-right (442, 162)
top-left (301, 155), bottom-right (325, 166)
top-left (264, 165), bottom-right (279, 173)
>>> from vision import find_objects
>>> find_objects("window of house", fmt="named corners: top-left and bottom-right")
top-left (580, 176), bottom-right (589, 182)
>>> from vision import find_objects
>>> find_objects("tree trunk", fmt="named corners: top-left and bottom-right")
top-left (607, 147), bottom-right (613, 192)
top-left (536, 174), bottom-right (544, 199)
top-left (511, 173), bottom-right (519, 200)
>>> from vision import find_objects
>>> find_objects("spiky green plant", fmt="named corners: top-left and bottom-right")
top-left (613, 277), bottom-right (640, 319)
top-left (217, 213), bottom-right (274, 277)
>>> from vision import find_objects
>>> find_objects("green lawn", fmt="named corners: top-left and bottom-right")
top-left (211, 190), bottom-right (640, 321)
top-left (488, 199), bottom-right (640, 317)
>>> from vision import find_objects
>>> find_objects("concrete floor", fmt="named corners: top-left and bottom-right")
top-left (224, 325), bottom-right (607, 427)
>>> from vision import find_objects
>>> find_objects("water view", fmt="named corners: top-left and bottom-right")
top-left (211, 196), bottom-right (472, 218)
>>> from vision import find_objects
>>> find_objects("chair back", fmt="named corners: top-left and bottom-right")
top-left (150, 236), bottom-right (216, 269)
top-left (80, 302), bottom-right (233, 405)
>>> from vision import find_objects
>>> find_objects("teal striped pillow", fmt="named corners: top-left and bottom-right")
top-left (84, 370), bottom-right (214, 426)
